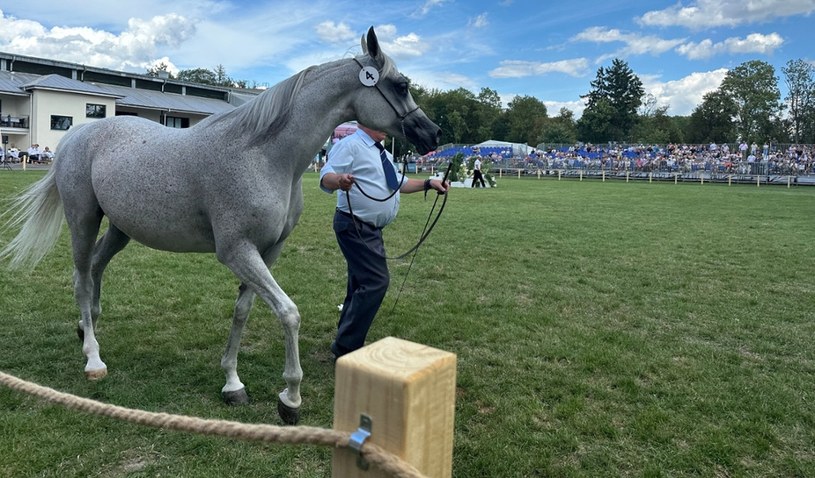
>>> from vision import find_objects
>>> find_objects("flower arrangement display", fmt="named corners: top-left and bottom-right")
top-left (438, 152), bottom-right (496, 187)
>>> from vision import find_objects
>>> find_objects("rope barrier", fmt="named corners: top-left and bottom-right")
top-left (0, 371), bottom-right (427, 478)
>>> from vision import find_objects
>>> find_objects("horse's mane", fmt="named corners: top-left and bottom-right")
top-left (210, 52), bottom-right (395, 145)
top-left (211, 66), bottom-right (314, 144)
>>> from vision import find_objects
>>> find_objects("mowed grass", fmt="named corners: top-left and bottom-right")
top-left (1, 170), bottom-right (814, 477)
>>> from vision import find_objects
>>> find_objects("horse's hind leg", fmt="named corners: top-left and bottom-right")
top-left (220, 282), bottom-right (255, 405)
top-left (64, 207), bottom-right (107, 380)
top-left (76, 225), bottom-right (130, 340)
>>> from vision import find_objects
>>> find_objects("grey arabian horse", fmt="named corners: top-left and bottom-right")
top-left (0, 27), bottom-right (440, 424)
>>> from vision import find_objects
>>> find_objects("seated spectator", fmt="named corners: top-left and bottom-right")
top-left (28, 144), bottom-right (41, 163)
top-left (42, 146), bottom-right (54, 163)
top-left (8, 147), bottom-right (20, 162)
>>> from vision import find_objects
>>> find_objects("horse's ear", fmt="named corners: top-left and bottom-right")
top-left (360, 31), bottom-right (368, 55)
top-left (365, 26), bottom-right (381, 61)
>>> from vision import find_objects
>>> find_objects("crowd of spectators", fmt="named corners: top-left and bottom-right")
top-left (525, 142), bottom-right (815, 176)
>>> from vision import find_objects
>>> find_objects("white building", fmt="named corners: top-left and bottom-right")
top-left (0, 52), bottom-right (256, 153)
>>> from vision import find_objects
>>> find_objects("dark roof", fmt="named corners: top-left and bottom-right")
top-left (0, 70), bottom-right (37, 95)
top-left (95, 83), bottom-right (236, 115)
top-left (22, 74), bottom-right (121, 98)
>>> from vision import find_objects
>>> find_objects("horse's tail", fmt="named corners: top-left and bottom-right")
top-left (0, 158), bottom-right (64, 270)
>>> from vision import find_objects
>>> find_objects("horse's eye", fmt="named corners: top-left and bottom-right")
top-left (398, 82), bottom-right (409, 96)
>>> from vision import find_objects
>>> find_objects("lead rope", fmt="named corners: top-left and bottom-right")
top-left (343, 161), bottom-right (451, 261)
top-left (344, 162), bottom-right (451, 312)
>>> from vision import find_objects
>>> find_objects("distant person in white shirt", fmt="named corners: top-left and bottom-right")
top-left (42, 146), bottom-right (54, 162)
top-left (27, 144), bottom-right (41, 163)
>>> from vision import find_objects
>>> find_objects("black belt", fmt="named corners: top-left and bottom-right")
top-left (336, 208), bottom-right (379, 230)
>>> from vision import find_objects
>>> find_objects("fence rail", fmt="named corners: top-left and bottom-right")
top-left (487, 167), bottom-right (815, 187)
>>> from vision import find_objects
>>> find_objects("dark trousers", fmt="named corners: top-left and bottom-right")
top-left (332, 210), bottom-right (389, 357)
top-left (472, 169), bottom-right (486, 187)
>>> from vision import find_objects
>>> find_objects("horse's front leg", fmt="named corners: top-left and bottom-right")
top-left (220, 283), bottom-right (255, 405)
top-left (218, 245), bottom-right (303, 424)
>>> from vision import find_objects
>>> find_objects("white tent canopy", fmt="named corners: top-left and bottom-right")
top-left (474, 140), bottom-right (533, 156)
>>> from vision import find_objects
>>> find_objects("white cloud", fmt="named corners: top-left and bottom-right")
top-left (0, 10), bottom-right (196, 72)
top-left (637, 0), bottom-right (815, 29)
top-left (544, 99), bottom-right (587, 118)
top-left (370, 25), bottom-right (429, 59)
top-left (642, 68), bottom-right (728, 116)
top-left (676, 32), bottom-right (784, 59)
top-left (489, 58), bottom-right (589, 78)
top-left (413, 0), bottom-right (449, 17)
top-left (316, 21), bottom-right (357, 44)
top-left (411, 70), bottom-right (479, 93)
top-left (573, 27), bottom-right (686, 62)
top-left (471, 13), bottom-right (489, 28)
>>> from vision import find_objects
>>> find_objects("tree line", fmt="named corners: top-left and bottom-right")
top-left (148, 57), bottom-right (815, 156)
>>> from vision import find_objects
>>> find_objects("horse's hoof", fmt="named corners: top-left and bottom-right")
top-left (85, 367), bottom-right (107, 381)
top-left (222, 388), bottom-right (251, 406)
top-left (277, 398), bottom-right (300, 425)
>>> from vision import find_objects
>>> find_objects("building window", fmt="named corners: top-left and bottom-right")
top-left (165, 116), bottom-right (189, 128)
top-left (51, 115), bottom-right (73, 130)
top-left (86, 103), bottom-right (106, 118)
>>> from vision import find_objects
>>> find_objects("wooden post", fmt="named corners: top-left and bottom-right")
top-left (728, 175), bottom-right (732, 186)
top-left (558, 170), bottom-right (561, 180)
top-left (674, 173), bottom-right (678, 185)
top-left (517, 169), bottom-right (521, 179)
top-left (579, 170), bottom-right (583, 181)
top-left (332, 337), bottom-right (457, 478)
top-left (625, 171), bottom-right (629, 182)
top-left (788, 176), bottom-right (792, 188)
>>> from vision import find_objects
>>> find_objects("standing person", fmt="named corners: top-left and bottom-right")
top-left (471, 156), bottom-right (486, 188)
top-left (319, 124), bottom-right (448, 360)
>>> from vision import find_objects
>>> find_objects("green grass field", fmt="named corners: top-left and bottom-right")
top-left (1, 170), bottom-right (814, 477)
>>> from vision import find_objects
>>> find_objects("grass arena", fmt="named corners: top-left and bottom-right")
top-left (2, 170), bottom-right (814, 476)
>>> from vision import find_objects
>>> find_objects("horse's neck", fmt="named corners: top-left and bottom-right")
top-left (279, 60), bottom-right (359, 164)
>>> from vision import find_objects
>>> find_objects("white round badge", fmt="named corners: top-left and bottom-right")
top-left (359, 66), bottom-right (379, 87)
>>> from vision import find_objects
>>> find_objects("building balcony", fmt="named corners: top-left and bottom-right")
top-left (0, 114), bottom-right (30, 129)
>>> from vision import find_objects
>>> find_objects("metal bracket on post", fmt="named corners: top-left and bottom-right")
top-left (349, 414), bottom-right (372, 470)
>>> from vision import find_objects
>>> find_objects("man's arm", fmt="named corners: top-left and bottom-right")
top-left (321, 172), bottom-right (355, 192)
top-left (399, 178), bottom-right (449, 195)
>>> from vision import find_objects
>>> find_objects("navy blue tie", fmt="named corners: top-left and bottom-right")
top-left (375, 142), bottom-right (399, 190)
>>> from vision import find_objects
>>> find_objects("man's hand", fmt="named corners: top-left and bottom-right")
top-left (323, 172), bottom-right (355, 192)
top-left (430, 179), bottom-right (450, 194)
top-left (337, 173), bottom-right (355, 191)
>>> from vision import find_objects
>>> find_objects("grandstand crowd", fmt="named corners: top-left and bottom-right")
top-left (425, 142), bottom-right (815, 176)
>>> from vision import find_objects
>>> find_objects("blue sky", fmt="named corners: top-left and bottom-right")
top-left (1, 0), bottom-right (813, 117)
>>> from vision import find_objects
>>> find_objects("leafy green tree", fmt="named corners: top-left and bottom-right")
top-left (503, 95), bottom-right (547, 145)
top-left (541, 107), bottom-right (577, 146)
top-left (213, 64), bottom-right (232, 87)
top-left (782, 59), bottom-right (815, 143)
top-left (719, 60), bottom-right (782, 143)
top-left (632, 94), bottom-right (683, 144)
top-left (176, 67), bottom-right (218, 85)
top-left (475, 87), bottom-right (502, 140)
top-left (146, 62), bottom-right (174, 79)
top-left (578, 58), bottom-right (644, 141)
top-left (685, 90), bottom-right (736, 144)
top-left (577, 97), bottom-right (616, 143)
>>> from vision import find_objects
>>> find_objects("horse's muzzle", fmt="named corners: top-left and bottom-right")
top-left (406, 113), bottom-right (441, 155)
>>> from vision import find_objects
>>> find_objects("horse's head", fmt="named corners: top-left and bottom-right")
top-left (352, 27), bottom-right (441, 155)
